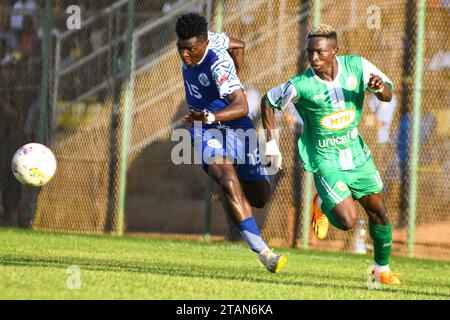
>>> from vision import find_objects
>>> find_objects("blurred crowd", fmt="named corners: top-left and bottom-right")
top-left (0, 0), bottom-right (196, 227)
top-left (0, 0), bottom-right (46, 227)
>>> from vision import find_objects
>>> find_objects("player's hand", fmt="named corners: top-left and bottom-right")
top-left (264, 139), bottom-right (283, 172)
top-left (368, 73), bottom-right (385, 91)
top-left (181, 114), bottom-right (193, 123)
top-left (181, 110), bottom-right (216, 124)
top-left (181, 109), bottom-right (204, 123)
top-left (189, 109), bottom-right (205, 121)
top-left (184, 109), bottom-right (216, 124)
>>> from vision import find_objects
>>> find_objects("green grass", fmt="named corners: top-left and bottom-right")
top-left (0, 228), bottom-right (449, 300)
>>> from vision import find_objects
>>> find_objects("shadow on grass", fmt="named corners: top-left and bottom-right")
top-left (1, 254), bottom-right (449, 299)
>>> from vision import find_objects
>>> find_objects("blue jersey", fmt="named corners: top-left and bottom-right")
top-left (181, 32), bottom-right (253, 129)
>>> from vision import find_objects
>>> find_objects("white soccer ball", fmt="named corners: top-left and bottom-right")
top-left (11, 143), bottom-right (57, 187)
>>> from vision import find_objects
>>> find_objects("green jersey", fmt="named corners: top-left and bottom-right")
top-left (266, 55), bottom-right (393, 174)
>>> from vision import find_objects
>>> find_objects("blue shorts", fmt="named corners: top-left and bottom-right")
top-left (190, 123), bottom-right (268, 183)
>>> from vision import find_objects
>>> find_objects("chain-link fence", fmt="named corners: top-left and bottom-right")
top-left (0, 0), bottom-right (448, 260)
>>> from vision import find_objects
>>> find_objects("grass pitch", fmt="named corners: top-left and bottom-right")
top-left (0, 228), bottom-right (449, 300)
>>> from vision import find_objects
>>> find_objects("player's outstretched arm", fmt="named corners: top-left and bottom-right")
top-left (227, 37), bottom-right (245, 75)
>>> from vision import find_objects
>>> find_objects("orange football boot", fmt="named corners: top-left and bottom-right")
top-left (311, 194), bottom-right (329, 240)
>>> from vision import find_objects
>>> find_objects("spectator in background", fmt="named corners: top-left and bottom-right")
top-left (10, 0), bottom-right (38, 31)
top-left (387, 110), bottom-right (437, 228)
top-left (18, 15), bottom-right (38, 59)
top-left (0, 54), bottom-right (27, 227)
top-left (367, 93), bottom-right (397, 146)
top-left (366, 93), bottom-right (398, 172)
top-left (0, 12), bottom-right (20, 52)
top-left (397, 111), bottom-right (437, 168)
top-left (428, 51), bottom-right (450, 71)
top-left (0, 38), bottom-right (14, 65)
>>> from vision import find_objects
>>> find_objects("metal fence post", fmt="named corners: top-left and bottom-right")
top-left (116, 0), bottom-right (136, 235)
top-left (51, 38), bottom-right (60, 141)
top-left (407, 0), bottom-right (426, 257)
top-left (39, 0), bottom-right (53, 144)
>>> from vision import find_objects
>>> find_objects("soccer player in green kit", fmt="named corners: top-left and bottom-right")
top-left (261, 24), bottom-right (400, 285)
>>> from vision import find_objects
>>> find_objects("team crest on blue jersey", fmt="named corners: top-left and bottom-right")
top-left (198, 73), bottom-right (210, 87)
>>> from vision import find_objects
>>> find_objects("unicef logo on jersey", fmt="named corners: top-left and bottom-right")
top-left (318, 127), bottom-right (359, 148)
top-left (198, 73), bottom-right (210, 87)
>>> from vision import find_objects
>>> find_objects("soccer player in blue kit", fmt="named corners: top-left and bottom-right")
top-left (175, 13), bottom-right (286, 273)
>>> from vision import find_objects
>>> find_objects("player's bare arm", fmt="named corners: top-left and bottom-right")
top-left (368, 73), bottom-right (392, 102)
top-left (185, 89), bottom-right (249, 123)
top-left (261, 97), bottom-right (276, 142)
top-left (214, 88), bottom-right (248, 121)
top-left (227, 37), bottom-right (245, 75)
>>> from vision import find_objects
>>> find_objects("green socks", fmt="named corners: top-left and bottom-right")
top-left (369, 221), bottom-right (392, 266)
top-left (319, 200), bottom-right (393, 266)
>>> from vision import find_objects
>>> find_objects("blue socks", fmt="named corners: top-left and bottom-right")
top-left (237, 217), bottom-right (269, 253)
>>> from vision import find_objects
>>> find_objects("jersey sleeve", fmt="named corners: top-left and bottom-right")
top-left (362, 57), bottom-right (394, 92)
top-left (265, 81), bottom-right (299, 111)
top-left (208, 31), bottom-right (230, 50)
top-left (211, 55), bottom-right (243, 98)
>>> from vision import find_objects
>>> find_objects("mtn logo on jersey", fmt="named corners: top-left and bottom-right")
top-left (320, 109), bottom-right (356, 130)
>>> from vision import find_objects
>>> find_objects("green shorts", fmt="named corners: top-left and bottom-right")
top-left (314, 157), bottom-right (383, 210)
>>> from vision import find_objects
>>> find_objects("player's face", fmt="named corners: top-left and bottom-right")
top-left (306, 37), bottom-right (338, 73)
top-left (177, 37), bottom-right (208, 67)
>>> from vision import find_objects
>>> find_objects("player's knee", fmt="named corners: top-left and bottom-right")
top-left (243, 180), bottom-right (270, 209)
top-left (372, 206), bottom-right (390, 226)
top-left (336, 208), bottom-right (357, 230)
top-left (250, 197), bottom-right (266, 209)
top-left (253, 188), bottom-right (270, 209)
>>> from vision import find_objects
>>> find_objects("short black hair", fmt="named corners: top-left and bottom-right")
top-left (175, 13), bottom-right (208, 41)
